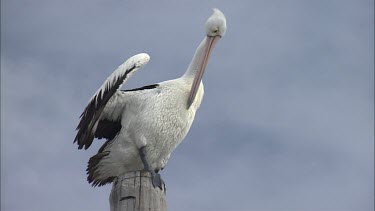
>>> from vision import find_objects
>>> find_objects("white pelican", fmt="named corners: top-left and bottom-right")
top-left (74, 8), bottom-right (227, 188)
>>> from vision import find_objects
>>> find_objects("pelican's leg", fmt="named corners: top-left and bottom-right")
top-left (139, 146), bottom-right (165, 190)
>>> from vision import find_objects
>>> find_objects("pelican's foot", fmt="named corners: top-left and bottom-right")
top-left (151, 172), bottom-right (165, 191)
top-left (138, 147), bottom-right (165, 191)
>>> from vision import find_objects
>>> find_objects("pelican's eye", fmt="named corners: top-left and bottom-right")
top-left (213, 28), bottom-right (219, 33)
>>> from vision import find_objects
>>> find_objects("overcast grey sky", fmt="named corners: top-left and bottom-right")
top-left (1, 0), bottom-right (373, 211)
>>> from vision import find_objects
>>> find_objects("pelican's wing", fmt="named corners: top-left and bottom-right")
top-left (74, 53), bottom-right (150, 149)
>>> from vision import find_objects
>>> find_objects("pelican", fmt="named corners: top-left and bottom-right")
top-left (74, 9), bottom-right (227, 188)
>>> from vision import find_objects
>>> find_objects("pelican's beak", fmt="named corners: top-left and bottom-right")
top-left (187, 35), bottom-right (221, 109)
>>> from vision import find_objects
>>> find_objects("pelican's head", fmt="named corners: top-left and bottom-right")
top-left (187, 8), bottom-right (227, 109)
top-left (205, 8), bottom-right (227, 38)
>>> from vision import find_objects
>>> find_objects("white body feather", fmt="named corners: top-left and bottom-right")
top-left (94, 79), bottom-right (204, 181)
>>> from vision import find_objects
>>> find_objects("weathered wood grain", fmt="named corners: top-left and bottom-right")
top-left (110, 171), bottom-right (166, 211)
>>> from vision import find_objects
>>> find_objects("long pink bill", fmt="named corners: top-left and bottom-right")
top-left (187, 36), bottom-right (220, 109)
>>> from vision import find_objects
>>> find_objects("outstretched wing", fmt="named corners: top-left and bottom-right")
top-left (74, 53), bottom-right (150, 149)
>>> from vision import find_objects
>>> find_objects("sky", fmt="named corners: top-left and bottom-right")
top-left (1, 0), bottom-right (374, 211)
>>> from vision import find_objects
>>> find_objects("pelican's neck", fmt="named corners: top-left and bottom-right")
top-left (182, 37), bottom-right (208, 79)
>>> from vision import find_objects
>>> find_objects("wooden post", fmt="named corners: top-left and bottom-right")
top-left (110, 171), bottom-right (167, 211)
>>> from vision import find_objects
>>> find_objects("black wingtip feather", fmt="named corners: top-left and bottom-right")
top-left (122, 84), bottom-right (159, 92)
top-left (74, 65), bottom-right (137, 150)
